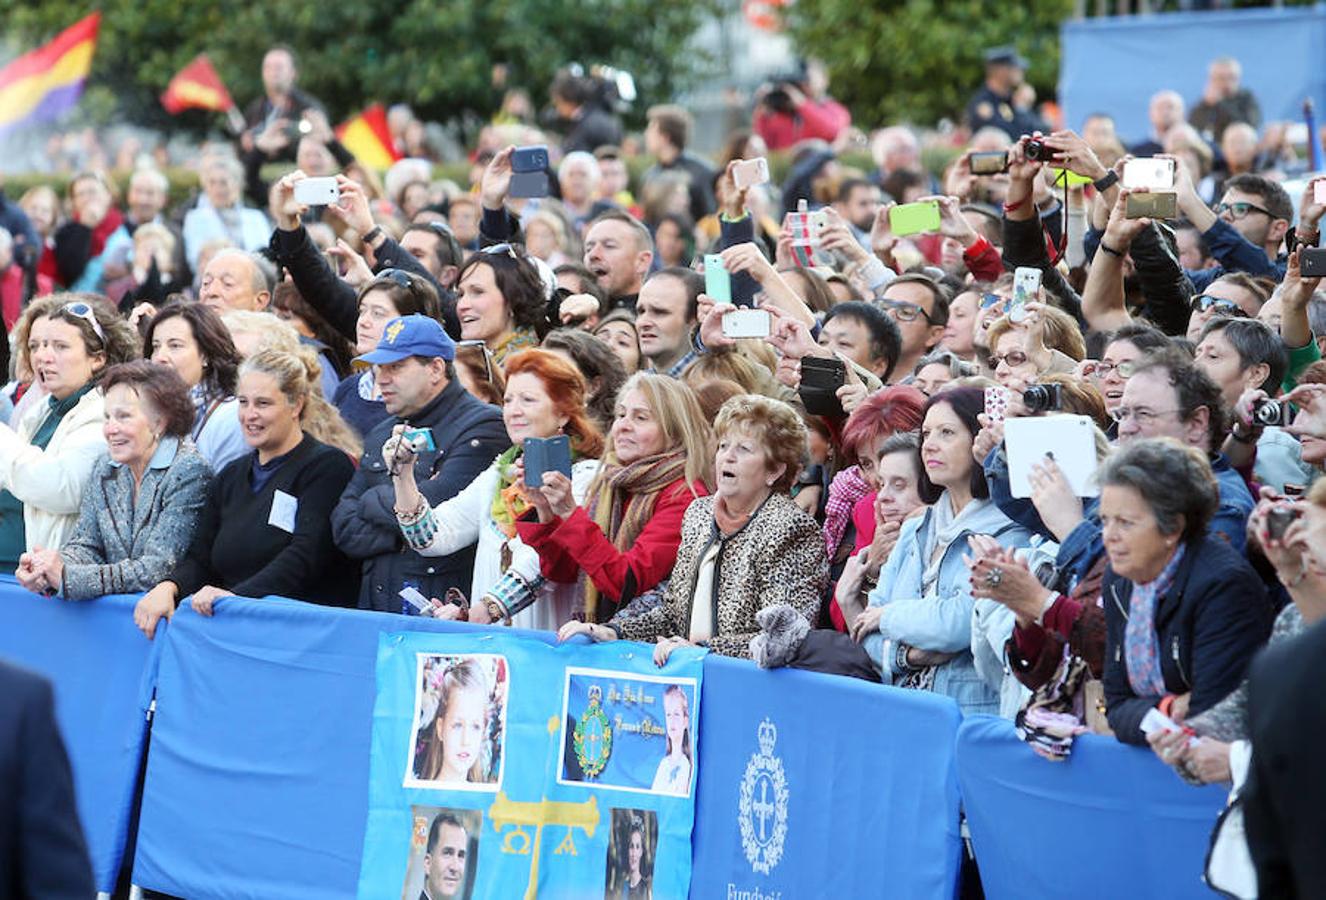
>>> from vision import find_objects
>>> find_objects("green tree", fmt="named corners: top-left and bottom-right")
top-left (2, 1), bottom-right (719, 135)
top-left (783, 0), bottom-right (1073, 128)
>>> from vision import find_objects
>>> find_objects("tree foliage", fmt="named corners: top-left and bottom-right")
top-left (783, 0), bottom-right (1074, 128)
top-left (2, 0), bottom-right (719, 135)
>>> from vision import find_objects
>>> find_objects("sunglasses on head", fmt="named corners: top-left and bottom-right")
top-left (60, 301), bottom-right (106, 345)
top-left (455, 339), bottom-right (494, 383)
top-left (373, 268), bottom-right (416, 291)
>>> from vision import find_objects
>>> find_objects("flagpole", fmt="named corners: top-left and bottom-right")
top-left (1305, 98), bottom-right (1321, 172)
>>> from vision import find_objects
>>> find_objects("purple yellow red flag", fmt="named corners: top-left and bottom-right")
top-left (0, 13), bottom-right (100, 136)
top-left (161, 54), bottom-right (234, 114)
top-left (336, 103), bottom-right (402, 170)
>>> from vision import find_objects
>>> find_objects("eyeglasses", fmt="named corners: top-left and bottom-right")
top-left (480, 242), bottom-right (522, 260)
top-left (1214, 201), bottom-right (1273, 220)
top-left (1109, 405), bottom-right (1181, 425)
top-left (1189, 294), bottom-right (1246, 316)
top-left (881, 299), bottom-right (935, 324)
top-left (60, 301), bottom-right (105, 346)
top-left (455, 339), bottom-right (494, 383)
top-left (1092, 360), bottom-right (1138, 379)
top-left (991, 350), bottom-right (1029, 369)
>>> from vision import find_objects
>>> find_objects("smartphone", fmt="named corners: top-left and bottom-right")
top-left (733, 157), bottom-right (770, 189)
top-left (1122, 158), bottom-right (1176, 191)
top-left (808, 210), bottom-right (831, 237)
top-left (1301, 247), bottom-right (1326, 277)
top-left (704, 254), bottom-right (732, 304)
top-left (798, 356), bottom-right (847, 417)
top-left (293, 176), bottom-right (340, 206)
top-left (969, 151), bottom-right (1008, 175)
top-left (1266, 506), bottom-right (1302, 542)
top-left (1125, 191), bottom-right (1177, 219)
top-left (1316, 180), bottom-right (1326, 205)
top-left (511, 145), bottom-right (550, 173)
top-left (888, 201), bottom-right (941, 237)
top-left (523, 434), bottom-right (572, 487)
top-left (721, 308), bottom-right (770, 339)
top-left (984, 386), bottom-right (1012, 425)
top-left (1010, 267), bottom-right (1041, 322)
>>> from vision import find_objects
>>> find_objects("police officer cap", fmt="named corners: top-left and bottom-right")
top-left (983, 46), bottom-right (1028, 69)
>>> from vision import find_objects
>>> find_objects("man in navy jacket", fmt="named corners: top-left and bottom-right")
top-left (0, 659), bottom-right (94, 898)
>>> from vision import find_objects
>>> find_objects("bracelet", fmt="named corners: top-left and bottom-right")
top-left (1230, 423), bottom-right (1261, 445)
top-left (1091, 170), bottom-right (1119, 192)
top-left (363, 225), bottom-right (384, 245)
top-left (1098, 241), bottom-right (1124, 258)
top-left (395, 496), bottom-right (428, 524)
top-left (1002, 197), bottom-right (1029, 213)
top-left (485, 597), bottom-right (511, 625)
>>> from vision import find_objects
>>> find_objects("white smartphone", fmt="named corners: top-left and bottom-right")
top-left (722, 308), bottom-right (771, 339)
top-left (293, 176), bottom-right (340, 206)
top-left (1010, 267), bottom-right (1041, 322)
top-left (1122, 158), bottom-right (1176, 192)
top-left (1315, 180), bottom-right (1326, 205)
top-left (733, 157), bottom-right (770, 190)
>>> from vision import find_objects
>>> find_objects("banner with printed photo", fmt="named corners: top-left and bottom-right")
top-left (357, 631), bottom-right (704, 900)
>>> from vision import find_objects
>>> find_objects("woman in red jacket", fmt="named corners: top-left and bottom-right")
top-left (518, 373), bottom-right (712, 623)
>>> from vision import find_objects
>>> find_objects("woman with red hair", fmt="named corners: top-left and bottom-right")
top-left (389, 350), bottom-right (604, 631)
top-left (823, 385), bottom-right (926, 630)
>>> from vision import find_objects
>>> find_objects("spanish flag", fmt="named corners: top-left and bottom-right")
top-left (161, 54), bottom-right (234, 114)
top-left (0, 13), bottom-right (100, 136)
top-left (336, 103), bottom-right (402, 170)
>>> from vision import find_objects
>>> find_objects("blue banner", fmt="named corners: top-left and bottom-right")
top-left (0, 579), bottom-right (158, 893)
top-left (688, 657), bottom-right (964, 900)
top-left (358, 632), bottom-right (704, 899)
top-left (957, 716), bottom-right (1228, 898)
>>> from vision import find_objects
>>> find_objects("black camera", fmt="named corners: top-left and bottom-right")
top-left (1024, 138), bottom-right (1048, 162)
top-left (1252, 398), bottom-right (1290, 427)
top-left (1022, 383), bottom-right (1063, 414)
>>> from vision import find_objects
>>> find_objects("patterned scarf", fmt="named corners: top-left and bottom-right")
top-left (491, 328), bottom-right (540, 368)
top-left (576, 448), bottom-right (689, 623)
top-left (1124, 544), bottom-right (1187, 699)
top-left (489, 446), bottom-right (532, 539)
top-left (823, 466), bottom-right (869, 556)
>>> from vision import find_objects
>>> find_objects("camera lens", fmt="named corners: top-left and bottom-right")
top-left (1022, 384), bottom-right (1056, 413)
top-left (1025, 140), bottom-right (1046, 162)
top-left (1253, 400), bottom-right (1283, 426)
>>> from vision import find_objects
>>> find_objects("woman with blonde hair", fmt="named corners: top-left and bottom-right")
top-left (133, 349), bottom-right (361, 631)
top-left (519, 373), bottom-right (711, 623)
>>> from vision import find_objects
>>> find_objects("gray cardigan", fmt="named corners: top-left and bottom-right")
top-left (60, 437), bottom-right (212, 600)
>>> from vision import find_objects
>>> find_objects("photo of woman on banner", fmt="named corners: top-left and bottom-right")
top-left (650, 684), bottom-right (692, 795)
top-left (604, 809), bottom-right (656, 900)
top-left (408, 655), bottom-right (507, 788)
top-left (400, 805), bottom-right (482, 900)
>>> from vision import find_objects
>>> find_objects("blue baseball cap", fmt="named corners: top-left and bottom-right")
top-left (355, 315), bottom-right (456, 364)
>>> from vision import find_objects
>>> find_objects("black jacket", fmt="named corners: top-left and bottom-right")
top-left (1000, 213), bottom-right (1085, 329)
top-left (268, 224), bottom-right (461, 340)
top-left (171, 434), bottom-right (358, 606)
top-left (1244, 617), bottom-right (1326, 898)
top-left (1102, 534), bottom-right (1271, 744)
top-left (331, 378), bottom-right (508, 611)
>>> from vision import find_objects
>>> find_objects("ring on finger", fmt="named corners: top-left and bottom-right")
top-left (985, 568), bottom-right (1004, 587)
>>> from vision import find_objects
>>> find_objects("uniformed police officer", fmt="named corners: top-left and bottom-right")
top-left (966, 46), bottom-right (1047, 140)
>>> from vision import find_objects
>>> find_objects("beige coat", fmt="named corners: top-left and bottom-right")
top-left (0, 389), bottom-right (107, 554)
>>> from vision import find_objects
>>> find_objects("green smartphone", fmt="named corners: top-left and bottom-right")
top-left (704, 254), bottom-right (731, 303)
top-left (888, 201), bottom-right (941, 237)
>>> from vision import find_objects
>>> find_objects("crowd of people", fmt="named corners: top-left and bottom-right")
top-left (4, 41), bottom-right (1326, 897)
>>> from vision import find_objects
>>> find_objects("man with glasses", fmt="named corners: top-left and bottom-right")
top-left (1175, 163), bottom-right (1291, 293)
top-left (876, 273), bottom-right (949, 383)
top-left (1183, 272), bottom-right (1270, 342)
top-left (331, 316), bottom-right (508, 612)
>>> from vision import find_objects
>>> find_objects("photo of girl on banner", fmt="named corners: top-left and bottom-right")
top-left (604, 809), bottom-right (657, 900)
top-left (558, 668), bottom-right (698, 795)
top-left (406, 655), bottom-right (508, 790)
top-left (400, 806), bottom-right (483, 900)
top-left (650, 685), bottom-right (692, 795)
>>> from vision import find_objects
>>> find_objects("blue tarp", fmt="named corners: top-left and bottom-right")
top-left (0, 578), bottom-right (159, 893)
top-left (1060, 7), bottom-right (1326, 144)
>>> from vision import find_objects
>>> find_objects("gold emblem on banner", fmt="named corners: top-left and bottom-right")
top-left (490, 792), bottom-right (600, 899)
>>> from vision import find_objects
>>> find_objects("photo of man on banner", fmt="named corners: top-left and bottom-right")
top-left (400, 806), bottom-right (482, 900)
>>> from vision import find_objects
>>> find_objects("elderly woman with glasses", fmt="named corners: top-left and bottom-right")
top-left (454, 243), bottom-right (552, 367)
top-left (985, 303), bottom-right (1083, 389)
top-left (0, 295), bottom-right (139, 571)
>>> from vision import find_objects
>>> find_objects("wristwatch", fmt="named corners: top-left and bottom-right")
top-left (363, 225), bottom-right (384, 246)
top-left (1091, 171), bottom-right (1119, 192)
